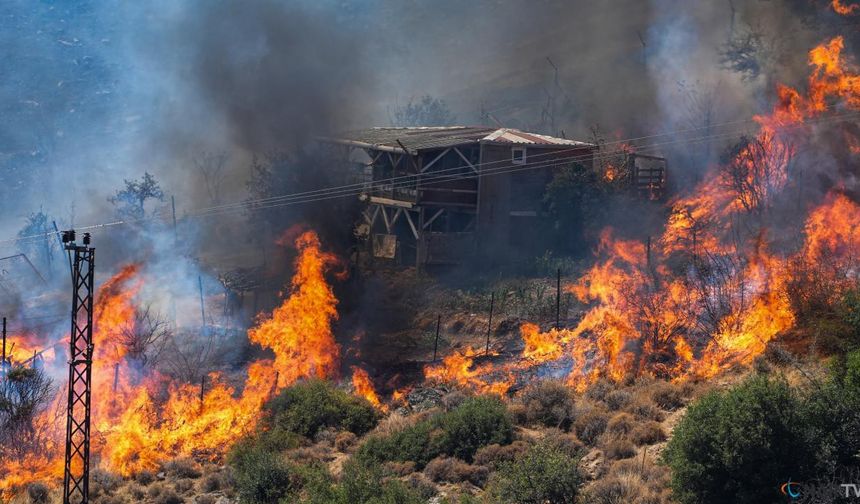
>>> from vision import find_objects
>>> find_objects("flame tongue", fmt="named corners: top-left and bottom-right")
top-left (248, 230), bottom-right (342, 389)
top-left (1, 229), bottom-right (345, 491)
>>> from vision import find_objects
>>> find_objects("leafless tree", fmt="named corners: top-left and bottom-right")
top-left (193, 150), bottom-right (229, 205)
top-left (721, 133), bottom-right (794, 222)
top-left (161, 329), bottom-right (221, 384)
top-left (119, 305), bottom-right (171, 371)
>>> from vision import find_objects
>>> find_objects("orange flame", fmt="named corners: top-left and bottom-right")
top-left (833, 0), bottom-right (859, 15)
top-left (351, 366), bottom-right (386, 411)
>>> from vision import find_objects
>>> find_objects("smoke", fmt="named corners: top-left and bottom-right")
top-left (0, 0), bottom-right (856, 331)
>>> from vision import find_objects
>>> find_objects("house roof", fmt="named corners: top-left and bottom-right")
top-left (320, 126), bottom-right (593, 154)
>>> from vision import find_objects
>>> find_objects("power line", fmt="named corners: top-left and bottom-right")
top-left (3, 107), bottom-right (859, 247)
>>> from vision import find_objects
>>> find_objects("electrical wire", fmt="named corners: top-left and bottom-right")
top-left (3, 107), bottom-right (859, 247)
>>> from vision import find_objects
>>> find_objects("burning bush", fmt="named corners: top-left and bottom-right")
top-left (263, 379), bottom-right (380, 439)
top-left (486, 440), bottom-right (583, 504)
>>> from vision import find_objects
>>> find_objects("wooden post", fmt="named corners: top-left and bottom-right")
top-left (198, 276), bottom-right (206, 332)
top-left (433, 315), bottom-right (441, 362)
top-left (1, 317), bottom-right (6, 367)
top-left (200, 375), bottom-right (206, 404)
top-left (556, 268), bottom-right (561, 329)
top-left (485, 293), bottom-right (494, 356)
top-left (646, 236), bottom-right (652, 269)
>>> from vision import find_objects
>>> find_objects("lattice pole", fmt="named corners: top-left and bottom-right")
top-left (62, 231), bottom-right (94, 504)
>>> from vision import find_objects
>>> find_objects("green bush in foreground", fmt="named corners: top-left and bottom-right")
top-left (228, 440), bottom-right (298, 504)
top-left (301, 460), bottom-right (425, 504)
top-left (663, 375), bottom-right (820, 504)
top-left (356, 395), bottom-right (513, 469)
top-left (265, 379), bottom-right (380, 439)
top-left (487, 440), bottom-right (582, 504)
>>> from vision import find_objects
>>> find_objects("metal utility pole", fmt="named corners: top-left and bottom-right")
top-left (62, 230), bottom-right (95, 504)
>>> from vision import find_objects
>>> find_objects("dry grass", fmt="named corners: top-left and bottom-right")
top-left (473, 440), bottom-right (530, 469)
top-left (334, 431), bottom-right (358, 452)
top-left (604, 390), bottom-right (632, 411)
top-left (585, 457), bottom-right (672, 504)
top-left (162, 457), bottom-right (202, 479)
top-left (625, 400), bottom-right (665, 422)
top-left (629, 421), bottom-right (666, 446)
top-left (574, 406), bottom-right (609, 446)
top-left (516, 379), bottom-right (576, 430)
top-left (606, 413), bottom-right (635, 436)
top-left (601, 437), bottom-right (637, 460)
top-left (424, 456), bottom-right (488, 486)
top-left (650, 381), bottom-right (685, 411)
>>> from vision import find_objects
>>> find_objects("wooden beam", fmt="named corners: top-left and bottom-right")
top-left (421, 148), bottom-right (451, 173)
top-left (423, 208), bottom-right (445, 229)
top-left (368, 196), bottom-right (414, 208)
top-left (403, 210), bottom-right (419, 239)
top-left (396, 139), bottom-right (421, 173)
top-left (453, 146), bottom-right (478, 173)
top-left (381, 206), bottom-right (391, 233)
top-left (391, 208), bottom-right (403, 227)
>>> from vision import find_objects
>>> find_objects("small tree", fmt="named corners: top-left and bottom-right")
top-left (119, 305), bottom-right (171, 372)
top-left (544, 162), bottom-right (603, 254)
top-left (193, 150), bottom-right (229, 205)
top-left (16, 210), bottom-right (56, 272)
top-left (0, 366), bottom-right (55, 459)
top-left (391, 95), bottom-right (456, 126)
top-left (108, 172), bottom-right (165, 220)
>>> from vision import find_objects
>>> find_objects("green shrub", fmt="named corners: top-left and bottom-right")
top-left (434, 395), bottom-right (513, 462)
top-left (355, 420), bottom-right (437, 468)
top-left (800, 349), bottom-right (860, 476)
top-left (357, 395), bottom-right (513, 469)
top-left (842, 287), bottom-right (860, 337)
top-left (228, 438), bottom-right (298, 503)
top-left (303, 460), bottom-right (425, 504)
top-left (488, 440), bottom-right (582, 504)
top-left (265, 379), bottom-right (379, 439)
top-left (663, 375), bottom-right (815, 504)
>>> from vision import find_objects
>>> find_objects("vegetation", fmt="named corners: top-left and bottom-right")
top-left (264, 379), bottom-right (380, 439)
top-left (487, 440), bottom-right (583, 504)
top-left (664, 358), bottom-right (860, 504)
top-left (0, 366), bottom-right (55, 460)
top-left (390, 95), bottom-right (455, 127)
top-left (108, 172), bottom-right (165, 220)
top-left (357, 395), bottom-right (513, 468)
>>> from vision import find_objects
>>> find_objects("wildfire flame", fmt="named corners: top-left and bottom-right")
top-left (0, 229), bottom-right (345, 494)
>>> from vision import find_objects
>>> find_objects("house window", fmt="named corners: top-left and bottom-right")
top-left (512, 147), bottom-right (526, 165)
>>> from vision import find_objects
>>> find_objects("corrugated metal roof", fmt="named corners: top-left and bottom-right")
top-left (322, 126), bottom-right (592, 153)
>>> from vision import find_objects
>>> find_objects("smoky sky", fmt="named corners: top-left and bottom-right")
top-left (0, 0), bottom-right (852, 249)
top-left (161, 0), bottom-right (377, 152)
